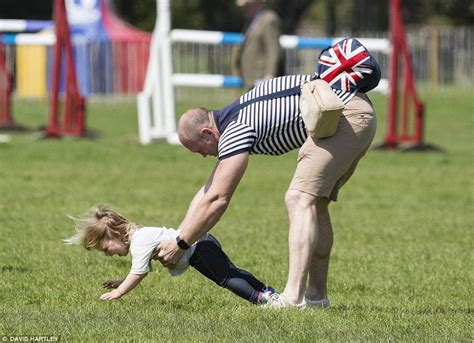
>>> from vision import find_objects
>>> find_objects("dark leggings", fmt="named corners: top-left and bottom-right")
top-left (189, 234), bottom-right (266, 304)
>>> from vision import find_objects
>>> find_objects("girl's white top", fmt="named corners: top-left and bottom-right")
top-left (129, 226), bottom-right (196, 277)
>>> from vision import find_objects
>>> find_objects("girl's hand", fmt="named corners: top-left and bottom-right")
top-left (102, 279), bottom-right (124, 289)
top-left (100, 290), bottom-right (122, 301)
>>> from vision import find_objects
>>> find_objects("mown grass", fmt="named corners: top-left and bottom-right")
top-left (0, 87), bottom-right (472, 341)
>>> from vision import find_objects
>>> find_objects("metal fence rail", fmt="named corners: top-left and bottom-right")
top-left (3, 26), bottom-right (473, 100)
top-left (410, 26), bottom-right (473, 86)
top-left (173, 26), bottom-right (472, 102)
top-left (172, 27), bottom-right (472, 87)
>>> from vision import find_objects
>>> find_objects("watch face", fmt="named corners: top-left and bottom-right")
top-left (176, 237), bottom-right (190, 250)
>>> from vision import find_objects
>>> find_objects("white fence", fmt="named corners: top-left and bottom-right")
top-left (2, 26), bottom-right (472, 100)
top-left (172, 26), bottom-right (472, 98)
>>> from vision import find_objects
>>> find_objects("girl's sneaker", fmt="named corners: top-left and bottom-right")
top-left (257, 286), bottom-right (277, 305)
top-left (261, 286), bottom-right (277, 294)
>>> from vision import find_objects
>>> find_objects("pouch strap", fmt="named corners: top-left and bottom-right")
top-left (228, 85), bottom-right (301, 117)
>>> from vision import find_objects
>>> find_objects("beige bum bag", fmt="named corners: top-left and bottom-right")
top-left (299, 79), bottom-right (345, 139)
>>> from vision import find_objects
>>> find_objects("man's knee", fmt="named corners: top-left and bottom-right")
top-left (285, 190), bottom-right (331, 214)
top-left (285, 189), bottom-right (315, 212)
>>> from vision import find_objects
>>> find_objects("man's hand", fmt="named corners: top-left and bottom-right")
top-left (100, 289), bottom-right (122, 301)
top-left (152, 240), bottom-right (185, 269)
top-left (102, 279), bottom-right (124, 289)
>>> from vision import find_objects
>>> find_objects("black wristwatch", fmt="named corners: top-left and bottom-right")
top-left (176, 236), bottom-right (191, 250)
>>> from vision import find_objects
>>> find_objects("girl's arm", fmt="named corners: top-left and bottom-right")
top-left (100, 273), bottom-right (147, 301)
top-left (102, 279), bottom-right (125, 289)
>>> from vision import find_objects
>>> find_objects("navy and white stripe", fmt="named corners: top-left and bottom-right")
top-left (215, 75), bottom-right (313, 160)
top-left (332, 88), bottom-right (357, 104)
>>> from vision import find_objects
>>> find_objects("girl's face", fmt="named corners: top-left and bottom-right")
top-left (100, 238), bottom-right (129, 257)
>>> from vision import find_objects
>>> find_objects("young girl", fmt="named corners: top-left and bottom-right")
top-left (64, 204), bottom-right (275, 304)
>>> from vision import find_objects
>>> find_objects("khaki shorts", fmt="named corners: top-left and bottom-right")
top-left (288, 93), bottom-right (377, 201)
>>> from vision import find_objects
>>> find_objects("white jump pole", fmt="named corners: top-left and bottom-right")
top-left (137, 24), bottom-right (159, 144)
top-left (151, 0), bottom-right (166, 140)
top-left (137, 4), bottom-right (161, 144)
top-left (157, 0), bottom-right (178, 144)
top-left (137, 0), bottom-right (177, 144)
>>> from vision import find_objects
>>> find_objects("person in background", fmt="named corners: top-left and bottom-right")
top-left (64, 204), bottom-right (275, 304)
top-left (233, 0), bottom-right (284, 89)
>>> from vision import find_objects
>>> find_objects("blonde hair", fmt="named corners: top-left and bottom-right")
top-left (64, 204), bottom-right (140, 250)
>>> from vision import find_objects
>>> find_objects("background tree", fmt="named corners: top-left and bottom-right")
top-left (0, 0), bottom-right (471, 32)
top-left (0, 0), bottom-right (52, 20)
top-left (325, 0), bottom-right (337, 36)
top-left (269, 0), bottom-right (316, 34)
top-left (351, 0), bottom-right (389, 33)
top-left (110, 0), bottom-right (156, 32)
top-left (427, 0), bottom-right (474, 25)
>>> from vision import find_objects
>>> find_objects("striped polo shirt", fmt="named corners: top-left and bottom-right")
top-left (214, 75), bottom-right (313, 160)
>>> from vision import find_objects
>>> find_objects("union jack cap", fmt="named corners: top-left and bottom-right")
top-left (316, 38), bottom-right (381, 104)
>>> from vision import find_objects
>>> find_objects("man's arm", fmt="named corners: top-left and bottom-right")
top-left (181, 152), bottom-right (249, 243)
top-left (177, 185), bottom-right (206, 232)
top-left (100, 273), bottom-right (147, 301)
top-left (151, 186), bottom-right (206, 263)
top-left (156, 152), bottom-right (249, 267)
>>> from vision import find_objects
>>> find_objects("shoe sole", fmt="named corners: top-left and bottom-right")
top-left (305, 299), bottom-right (330, 308)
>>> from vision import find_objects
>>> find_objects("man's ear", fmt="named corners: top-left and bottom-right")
top-left (201, 127), bottom-right (213, 137)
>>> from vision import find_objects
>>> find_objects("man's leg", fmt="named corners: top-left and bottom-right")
top-left (305, 197), bottom-right (333, 302)
top-left (279, 95), bottom-right (376, 307)
top-left (280, 189), bottom-right (318, 304)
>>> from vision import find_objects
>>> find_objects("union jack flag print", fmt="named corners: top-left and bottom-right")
top-left (316, 38), bottom-right (381, 104)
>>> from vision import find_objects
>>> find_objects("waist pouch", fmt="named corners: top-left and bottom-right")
top-left (299, 78), bottom-right (344, 139)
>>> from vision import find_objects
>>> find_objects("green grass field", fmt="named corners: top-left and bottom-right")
top-left (0, 88), bottom-right (472, 341)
